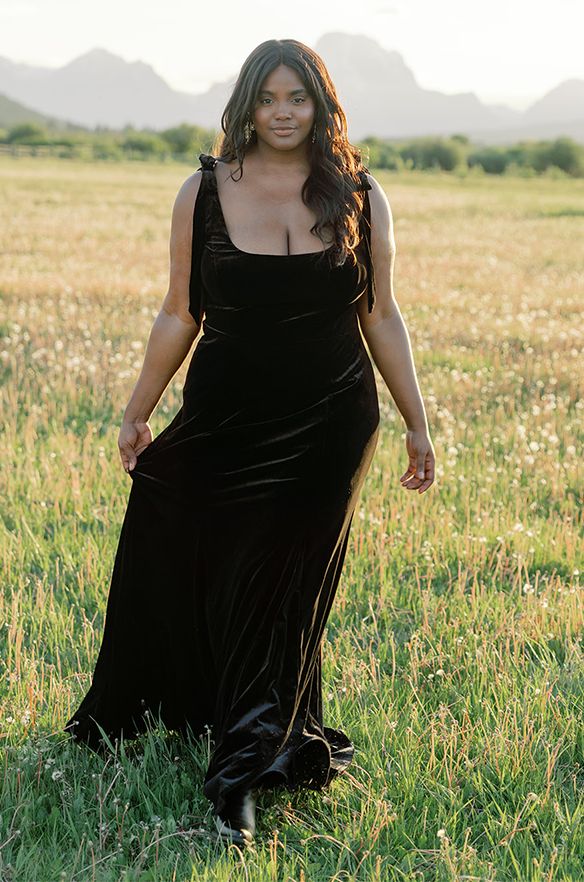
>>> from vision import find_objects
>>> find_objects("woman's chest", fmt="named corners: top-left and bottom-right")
top-left (201, 245), bottom-right (368, 313)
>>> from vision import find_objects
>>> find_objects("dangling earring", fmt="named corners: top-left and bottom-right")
top-left (311, 124), bottom-right (317, 143)
top-left (244, 114), bottom-right (255, 144)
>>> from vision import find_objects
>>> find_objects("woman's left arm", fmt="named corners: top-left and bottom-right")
top-left (356, 174), bottom-right (436, 494)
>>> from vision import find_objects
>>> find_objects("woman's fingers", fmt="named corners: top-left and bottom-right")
top-left (118, 422), bottom-right (153, 473)
top-left (118, 443), bottom-right (137, 473)
top-left (400, 447), bottom-right (435, 492)
top-left (416, 456), bottom-right (435, 493)
top-left (400, 458), bottom-right (417, 482)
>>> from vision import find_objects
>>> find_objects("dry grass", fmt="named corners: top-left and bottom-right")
top-left (0, 157), bottom-right (582, 881)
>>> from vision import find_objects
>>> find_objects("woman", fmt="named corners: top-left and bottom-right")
top-left (64, 38), bottom-right (435, 846)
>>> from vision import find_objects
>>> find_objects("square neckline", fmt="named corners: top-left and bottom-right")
top-left (209, 158), bottom-right (335, 259)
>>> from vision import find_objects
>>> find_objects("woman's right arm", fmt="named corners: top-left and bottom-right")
top-left (356, 173), bottom-right (435, 494)
top-left (118, 171), bottom-right (203, 474)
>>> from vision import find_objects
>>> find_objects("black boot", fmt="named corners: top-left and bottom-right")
top-left (214, 788), bottom-right (256, 846)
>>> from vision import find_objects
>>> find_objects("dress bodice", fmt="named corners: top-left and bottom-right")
top-left (188, 153), bottom-right (376, 339)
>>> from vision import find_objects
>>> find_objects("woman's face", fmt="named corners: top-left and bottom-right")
top-left (252, 64), bottom-right (316, 150)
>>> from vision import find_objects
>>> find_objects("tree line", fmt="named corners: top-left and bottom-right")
top-left (1, 122), bottom-right (583, 177)
top-left (361, 133), bottom-right (584, 177)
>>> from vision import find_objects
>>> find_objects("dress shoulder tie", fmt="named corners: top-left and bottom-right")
top-left (356, 169), bottom-right (376, 314)
top-left (198, 153), bottom-right (218, 171)
top-left (188, 155), bottom-right (217, 325)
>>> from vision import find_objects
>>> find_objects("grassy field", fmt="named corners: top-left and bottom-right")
top-left (0, 157), bottom-right (582, 881)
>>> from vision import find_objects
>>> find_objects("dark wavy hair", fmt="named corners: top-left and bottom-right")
top-left (212, 39), bottom-right (369, 267)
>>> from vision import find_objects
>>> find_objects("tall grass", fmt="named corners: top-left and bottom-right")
top-left (0, 158), bottom-right (582, 881)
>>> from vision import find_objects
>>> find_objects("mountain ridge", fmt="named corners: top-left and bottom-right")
top-left (0, 35), bottom-right (582, 143)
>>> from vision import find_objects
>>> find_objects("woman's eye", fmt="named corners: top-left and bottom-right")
top-left (258, 97), bottom-right (305, 105)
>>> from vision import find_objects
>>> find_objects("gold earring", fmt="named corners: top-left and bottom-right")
top-left (244, 114), bottom-right (256, 144)
top-left (311, 124), bottom-right (317, 143)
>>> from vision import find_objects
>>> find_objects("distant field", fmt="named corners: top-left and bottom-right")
top-left (0, 157), bottom-right (582, 881)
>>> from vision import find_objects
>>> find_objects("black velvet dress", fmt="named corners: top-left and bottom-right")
top-left (64, 153), bottom-right (380, 818)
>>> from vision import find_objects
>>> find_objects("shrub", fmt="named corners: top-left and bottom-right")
top-left (467, 147), bottom-right (509, 174)
top-left (398, 137), bottom-right (466, 171)
top-left (120, 131), bottom-right (168, 157)
top-left (5, 122), bottom-right (48, 144)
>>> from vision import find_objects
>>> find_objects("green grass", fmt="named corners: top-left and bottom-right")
top-left (0, 157), bottom-right (582, 881)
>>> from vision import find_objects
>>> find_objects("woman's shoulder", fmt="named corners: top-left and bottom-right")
top-left (357, 170), bottom-right (390, 214)
top-left (173, 153), bottom-right (220, 204)
top-left (171, 168), bottom-right (204, 224)
top-left (358, 170), bottom-right (395, 252)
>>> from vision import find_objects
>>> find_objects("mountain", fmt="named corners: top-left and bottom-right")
top-left (0, 95), bottom-right (82, 132)
top-left (464, 116), bottom-right (584, 146)
top-left (0, 92), bottom-right (71, 128)
top-left (0, 48), bottom-right (207, 129)
top-left (0, 37), bottom-right (582, 143)
top-left (314, 32), bottom-right (521, 139)
top-left (523, 79), bottom-right (584, 124)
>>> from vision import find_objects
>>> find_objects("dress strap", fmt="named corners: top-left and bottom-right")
top-left (356, 169), bottom-right (376, 314)
top-left (188, 155), bottom-right (216, 325)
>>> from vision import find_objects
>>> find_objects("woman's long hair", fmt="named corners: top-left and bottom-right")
top-left (212, 39), bottom-right (369, 267)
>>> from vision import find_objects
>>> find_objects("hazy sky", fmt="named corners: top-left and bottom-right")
top-left (1, 0), bottom-right (582, 110)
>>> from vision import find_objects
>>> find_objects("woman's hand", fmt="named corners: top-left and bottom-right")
top-left (400, 429), bottom-right (436, 494)
top-left (118, 419), bottom-right (153, 473)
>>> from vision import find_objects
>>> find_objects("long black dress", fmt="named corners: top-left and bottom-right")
top-left (64, 153), bottom-right (380, 818)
